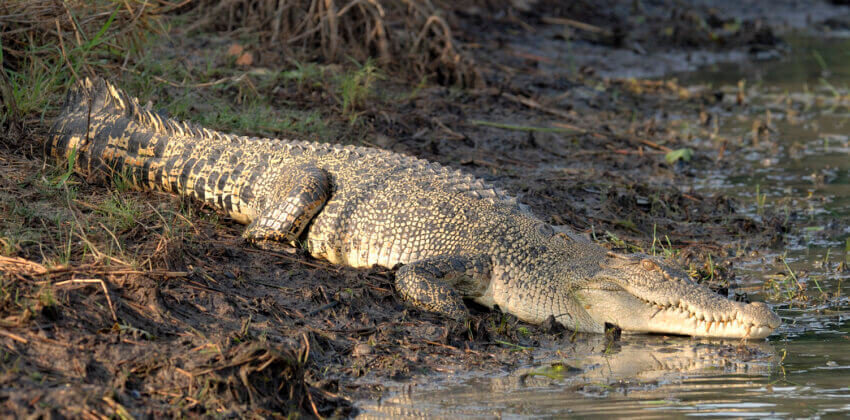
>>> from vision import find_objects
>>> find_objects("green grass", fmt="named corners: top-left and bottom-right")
top-left (812, 50), bottom-right (829, 74)
top-left (51, 221), bottom-right (75, 267)
top-left (3, 1), bottom-right (338, 146)
top-left (602, 230), bottom-right (643, 253)
top-left (762, 255), bottom-right (807, 303)
top-left (116, 42), bottom-right (338, 140)
top-left (110, 169), bottom-right (138, 193)
top-left (167, 95), bottom-right (329, 139)
top-left (755, 184), bottom-right (767, 216)
top-left (649, 223), bottom-right (678, 258)
top-left (4, 54), bottom-right (63, 119)
top-left (278, 62), bottom-right (326, 91)
top-left (97, 194), bottom-right (143, 232)
top-left (2, 2), bottom-right (157, 122)
top-left (665, 148), bottom-right (693, 164)
top-left (337, 58), bottom-right (382, 121)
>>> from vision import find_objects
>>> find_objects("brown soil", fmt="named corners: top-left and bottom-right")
top-left (3, 0), bottom-right (846, 417)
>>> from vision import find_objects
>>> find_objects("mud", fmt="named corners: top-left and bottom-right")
top-left (2, 0), bottom-right (849, 418)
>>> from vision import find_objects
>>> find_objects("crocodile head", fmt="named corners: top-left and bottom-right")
top-left (574, 253), bottom-right (780, 339)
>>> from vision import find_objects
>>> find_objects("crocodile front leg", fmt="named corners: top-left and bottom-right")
top-left (395, 255), bottom-right (491, 320)
top-left (243, 164), bottom-right (331, 252)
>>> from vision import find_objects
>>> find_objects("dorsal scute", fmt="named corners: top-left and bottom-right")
top-left (167, 119), bottom-right (184, 136)
top-left (60, 78), bottom-right (528, 210)
top-left (343, 144), bottom-right (363, 158)
top-left (188, 125), bottom-right (201, 139)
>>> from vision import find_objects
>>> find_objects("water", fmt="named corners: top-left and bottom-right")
top-left (360, 336), bottom-right (850, 418)
top-left (358, 36), bottom-right (850, 418)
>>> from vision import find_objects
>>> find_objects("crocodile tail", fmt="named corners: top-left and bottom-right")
top-left (60, 77), bottom-right (135, 120)
top-left (47, 77), bottom-right (137, 159)
top-left (49, 77), bottom-right (248, 166)
top-left (72, 77), bottom-right (237, 143)
top-left (53, 76), bottom-right (193, 137)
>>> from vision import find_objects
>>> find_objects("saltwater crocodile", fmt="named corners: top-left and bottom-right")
top-left (47, 78), bottom-right (780, 338)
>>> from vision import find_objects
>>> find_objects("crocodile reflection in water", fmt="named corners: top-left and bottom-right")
top-left (358, 337), bottom-right (777, 419)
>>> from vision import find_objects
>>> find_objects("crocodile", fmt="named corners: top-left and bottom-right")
top-left (47, 78), bottom-right (781, 338)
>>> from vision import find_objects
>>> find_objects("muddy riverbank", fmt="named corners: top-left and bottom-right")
top-left (362, 30), bottom-right (850, 418)
top-left (2, 1), bottom-right (850, 417)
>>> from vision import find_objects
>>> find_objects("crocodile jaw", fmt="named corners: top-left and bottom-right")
top-left (574, 254), bottom-right (781, 339)
top-left (578, 288), bottom-right (779, 338)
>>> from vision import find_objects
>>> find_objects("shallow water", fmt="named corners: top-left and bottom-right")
top-left (358, 36), bottom-right (850, 418)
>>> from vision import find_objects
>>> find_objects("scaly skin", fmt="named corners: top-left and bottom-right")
top-left (47, 78), bottom-right (781, 338)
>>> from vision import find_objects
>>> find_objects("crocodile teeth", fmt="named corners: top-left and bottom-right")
top-left (651, 308), bottom-right (662, 319)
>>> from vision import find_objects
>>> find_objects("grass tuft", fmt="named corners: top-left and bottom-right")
top-left (1, 0), bottom-right (168, 131)
top-left (338, 58), bottom-right (383, 122)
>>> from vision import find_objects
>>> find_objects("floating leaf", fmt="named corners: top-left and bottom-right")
top-left (523, 363), bottom-right (582, 380)
top-left (665, 148), bottom-right (693, 164)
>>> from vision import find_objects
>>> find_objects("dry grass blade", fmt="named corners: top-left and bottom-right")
top-left (502, 92), bottom-right (577, 121)
top-left (0, 255), bottom-right (48, 276)
top-left (184, 0), bottom-right (481, 86)
top-left (541, 16), bottom-right (613, 36)
top-left (0, 328), bottom-right (28, 343)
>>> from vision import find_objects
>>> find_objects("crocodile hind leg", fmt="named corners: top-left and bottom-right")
top-left (243, 164), bottom-right (331, 252)
top-left (395, 255), bottom-right (491, 320)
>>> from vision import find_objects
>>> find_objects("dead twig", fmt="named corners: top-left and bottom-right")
top-left (0, 328), bottom-right (28, 343)
top-left (431, 117), bottom-right (466, 140)
top-left (541, 16), bottom-right (613, 36)
top-left (502, 92), bottom-right (575, 120)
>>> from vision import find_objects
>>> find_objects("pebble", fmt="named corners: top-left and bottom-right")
top-left (352, 343), bottom-right (373, 357)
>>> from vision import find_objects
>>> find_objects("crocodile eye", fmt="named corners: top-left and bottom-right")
top-left (641, 259), bottom-right (657, 271)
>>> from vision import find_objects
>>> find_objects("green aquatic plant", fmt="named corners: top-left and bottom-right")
top-left (665, 148), bottom-right (693, 164)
